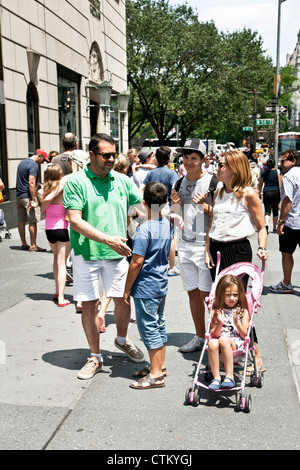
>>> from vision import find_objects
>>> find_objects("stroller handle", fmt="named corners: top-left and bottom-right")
top-left (216, 251), bottom-right (266, 276)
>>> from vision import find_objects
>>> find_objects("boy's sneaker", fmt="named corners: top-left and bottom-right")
top-left (77, 357), bottom-right (103, 380)
top-left (270, 280), bottom-right (293, 294)
top-left (114, 338), bottom-right (145, 363)
top-left (167, 266), bottom-right (180, 277)
top-left (179, 335), bottom-right (204, 353)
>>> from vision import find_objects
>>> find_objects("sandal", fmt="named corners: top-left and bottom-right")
top-left (129, 374), bottom-right (165, 390)
top-left (208, 379), bottom-right (221, 391)
top-left (220, 377), bottom-right (236, 389)
top-left (132, 365), bottom-right (167, 378)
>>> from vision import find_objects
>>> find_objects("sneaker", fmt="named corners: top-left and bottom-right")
top-left (179, 335), bottom-right (204, 353)
top-left (114, 338), bottom-right (145, 363)
top-left (270, 280), bottom-right (293, 294)
top-left (167, 266), bottom-right (180, 277)
top-left (77, 357), bottom-right (103, 380)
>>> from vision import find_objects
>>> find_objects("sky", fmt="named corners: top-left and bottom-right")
top-left (168, 0), bottom-right (300, 66)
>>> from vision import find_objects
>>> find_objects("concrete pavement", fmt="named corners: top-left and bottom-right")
top-left (0, 221), bottom-right (299, 451)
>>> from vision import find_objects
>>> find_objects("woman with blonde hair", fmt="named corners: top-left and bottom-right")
top-left (204, 150), bottom-right (268, 373)
top-left (40, 164), bottom-right (71, 307)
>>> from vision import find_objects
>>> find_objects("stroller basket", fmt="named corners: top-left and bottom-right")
top-left (185, 252), bottom-right (265, 413)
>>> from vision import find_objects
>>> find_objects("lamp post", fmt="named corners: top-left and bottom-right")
top-left (98, 77), bottom-right (113, 125)
top-left (118, 90), bottom-right (130, 152)
top-left (274, 0), bottom-right (287, 167)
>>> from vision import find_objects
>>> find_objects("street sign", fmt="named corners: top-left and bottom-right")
top-left (265, 105), bottom-right (275, 113)
top-left (265, 105), bottom-right (287, 113)
top-left (256, 119), bottom-right (274, 126)
top-left (242, 127), bottom-right (253, 131)
top-left (278, 105), bottom-right (288, 113)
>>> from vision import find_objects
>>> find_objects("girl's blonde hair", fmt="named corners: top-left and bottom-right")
top-left (43, 164), bottom-right (63, 198)
top-left (220, 150), bottom-right (252, 199)
top-left (113, 153), bottom-right (130, 173)
top-left (213, 274), bottom-right (248, 321)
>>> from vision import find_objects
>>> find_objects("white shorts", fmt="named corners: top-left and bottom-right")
top-left (72, 251), bottom-right (129, 301)
top-left (178, 241), bottom-right (212, 293)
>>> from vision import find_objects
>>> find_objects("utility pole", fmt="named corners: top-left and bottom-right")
top-left (274, 0), bottom-right (287, 167)
top-left (248, 89), bottom-right (261, 155)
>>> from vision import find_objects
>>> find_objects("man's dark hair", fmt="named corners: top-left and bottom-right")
top-left (89, 133), bottom-right (116, 153)
top-left (143, 182), bottom-right (168, 209)
top-left (281, 148), bottom-right (300, 166)
top-left (155, 146), bottom-right (171, 166)
top-left (62, 133), bottom-right (77, 150)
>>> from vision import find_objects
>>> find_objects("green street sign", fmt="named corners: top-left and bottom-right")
top-left (242, 127), bottom-right (253, 131)
top-left (256, 119), bottom-right (274, 126)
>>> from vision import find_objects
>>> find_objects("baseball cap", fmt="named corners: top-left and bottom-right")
top-left (138, 147), bottom-right (153, 163)
top-left (176, 138), bottom-right (206, 157)
top-left (36, 149), bottom-right (50, 162)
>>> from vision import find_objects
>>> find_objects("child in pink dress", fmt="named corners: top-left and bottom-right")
top-left (208, 274), bottom-right (249, 390)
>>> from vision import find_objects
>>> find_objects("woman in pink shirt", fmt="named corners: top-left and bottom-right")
top-left (40, 164), bottom-right (70, 307)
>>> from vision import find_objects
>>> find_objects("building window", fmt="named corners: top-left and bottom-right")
top-left (27, 82), bottom-right (40, 157)
top-left (57, 65), bottom-right (81, 151)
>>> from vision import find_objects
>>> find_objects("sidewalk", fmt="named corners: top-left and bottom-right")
top-left (0, 221), bottom-right (299, 450)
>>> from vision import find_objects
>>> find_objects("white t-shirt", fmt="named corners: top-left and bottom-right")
top-left (209, 187), bottom-right (256, 242)
top-left (177, 172), bottom-right (212, 246)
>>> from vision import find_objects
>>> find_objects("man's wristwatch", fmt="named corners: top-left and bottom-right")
top-left (277, 219), bottom-right (285, 225)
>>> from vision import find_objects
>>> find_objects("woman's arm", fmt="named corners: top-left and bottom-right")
top-left (245, 187), bottom-right (268, 260)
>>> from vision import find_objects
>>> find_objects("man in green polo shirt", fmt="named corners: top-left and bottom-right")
top-left (63, 133), bottom-right (145, 379)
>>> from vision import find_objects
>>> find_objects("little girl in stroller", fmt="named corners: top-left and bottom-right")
top-left (208, 274), bottom-right (249, 391)
top-left (185, 253), bottom-right (265, 412)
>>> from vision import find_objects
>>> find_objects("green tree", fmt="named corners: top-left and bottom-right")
top-left (126, 0), bottom-right (278, 146)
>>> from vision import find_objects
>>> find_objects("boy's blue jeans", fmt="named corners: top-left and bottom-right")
top-left (133, 296), bottom-right (167, 351)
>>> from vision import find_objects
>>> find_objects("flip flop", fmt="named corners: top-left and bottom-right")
top-left (129, 374), bottom-right (165, 390)
top-left (29, 246), bottom-right (47, 252)
top-left (246, 365), bottom-right (267, 377)
top-left (20, 245), bottom-right (30, 251)
top-left (220, 377), bottom-right (236, 389)
top-left (58, 299), bottom-right (70, 307)
top-left (132, 365), bottom-right (167, 378)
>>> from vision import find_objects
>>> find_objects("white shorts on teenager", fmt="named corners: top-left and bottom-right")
top-left (178, 240), bottom-right (212, 293)
top-left (71, 251), bottom-right (129, 301)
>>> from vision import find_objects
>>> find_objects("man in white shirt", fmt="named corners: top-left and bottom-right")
top-left (171, 138), bottom-right (213, 353)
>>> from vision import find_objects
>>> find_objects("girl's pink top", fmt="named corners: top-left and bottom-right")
top-left (45, 203), bottom-right (68, 230)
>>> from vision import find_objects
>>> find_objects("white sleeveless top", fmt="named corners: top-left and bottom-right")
top-left (209, 187), bottom-right (256, 242)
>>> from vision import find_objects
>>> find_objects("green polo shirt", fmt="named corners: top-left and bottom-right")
top-left (63, 165), bottom-right (143, 260)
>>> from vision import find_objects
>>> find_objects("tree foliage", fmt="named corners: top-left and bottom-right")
top-left (126, 0), bottom-right (285, 146)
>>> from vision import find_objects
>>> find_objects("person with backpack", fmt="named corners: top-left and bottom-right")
top-left (170, 138), bottom-right (215, 353)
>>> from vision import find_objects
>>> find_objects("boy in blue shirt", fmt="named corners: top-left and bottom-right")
top-left (124, 182), bottom-right (180, 389)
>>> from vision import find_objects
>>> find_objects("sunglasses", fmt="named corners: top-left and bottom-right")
top-left (218, 162), bottom-right (226, 169)
top-left (95, 152), bottom-right (119, 160)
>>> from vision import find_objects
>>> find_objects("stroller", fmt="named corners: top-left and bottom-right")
top-left (185, 252), bottom-right (265, 413)
top-left (0, 208), bottom-right (11, 242)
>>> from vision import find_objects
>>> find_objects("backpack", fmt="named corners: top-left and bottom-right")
top-left (174, 173), bottom-right (218, 197)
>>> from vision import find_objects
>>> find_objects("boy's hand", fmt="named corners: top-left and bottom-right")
top-left (193, 191), bottom-right (208, 205)
top-left (170, 189), bottom-right (181, 205)
top-left (170, 213), bottom-right (184, 230)
top-left (124, 291), bottom-right (131, 306)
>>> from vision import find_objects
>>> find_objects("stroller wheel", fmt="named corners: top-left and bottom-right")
top-left (192, 388), bottom-right (200, 407)
top-left (236, 392), bottom-right (242, 412)
top-left (245, 394), bottom-right (252, 413)
top-left (257, 371), bottom-right (264, 388)
top-left (185, 387), bottom-right (192, 405)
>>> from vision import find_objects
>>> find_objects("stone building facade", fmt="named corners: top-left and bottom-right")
top-left (0, 0), bottom-right (128, 227)
top-left (286, 30), bottom-right (300, 128)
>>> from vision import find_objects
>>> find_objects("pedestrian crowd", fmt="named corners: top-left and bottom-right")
top-left (10, 133), bottom-right (300, 390)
